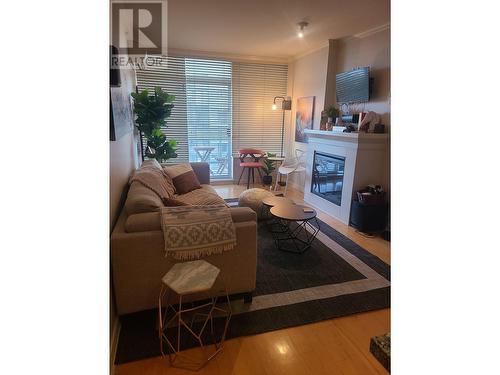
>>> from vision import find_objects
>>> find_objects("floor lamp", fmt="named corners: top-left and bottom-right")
top-left (272, 96), bottom-right (292, 158)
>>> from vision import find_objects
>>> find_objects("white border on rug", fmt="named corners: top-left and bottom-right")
top-left (229, 228), bottom-right (390, 314)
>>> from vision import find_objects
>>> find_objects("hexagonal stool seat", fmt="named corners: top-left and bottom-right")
top-left (238, 188), bottom-right (275, 220)
top-left (158, 260), bottom-right (231, 371)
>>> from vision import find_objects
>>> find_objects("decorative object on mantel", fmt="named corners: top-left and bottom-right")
top-left (359, 111), bottom-right (381, 132)
top-left (271, 96), bottom-right (292, 157)
top-left (326, 105), bottom-right (339, 126)
top-left (131, 87), bottom-right (178, 162)
top-left (295, 96), bottom-right (315, 143)
top-left (370, 333), bottom-right (391, 372)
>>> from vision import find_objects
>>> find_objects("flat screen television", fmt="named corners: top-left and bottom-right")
top-left (336, 67), bottom-right (370, 103)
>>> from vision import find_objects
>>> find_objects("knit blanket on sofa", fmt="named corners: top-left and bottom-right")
top-left (129, 164), bottom-right (175, 201)
top-left (160, 204), bottom-right (236, 260)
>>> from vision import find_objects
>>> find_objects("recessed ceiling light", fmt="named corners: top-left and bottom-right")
top-left (297, 21), bottom-right (308, 38)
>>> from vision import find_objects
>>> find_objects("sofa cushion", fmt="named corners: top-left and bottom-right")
top-left (124, 181), bottom-right (164, 215)
top-left (163, 163), bottom-right (201, 194)
top-left (174, 184), bottom-right (226, 206)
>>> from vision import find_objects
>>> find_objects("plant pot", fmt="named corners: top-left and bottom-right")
top-left (262, 175), bottom-right (273, 185)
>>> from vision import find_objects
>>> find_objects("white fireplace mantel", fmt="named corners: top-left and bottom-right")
top-left (304, 129), bottom-right (389, 144)
top-left (303, 129), bottom-right (389, 224)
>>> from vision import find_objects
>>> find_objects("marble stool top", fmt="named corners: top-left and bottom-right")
top-left (162, 260), bottom-right (220, 295)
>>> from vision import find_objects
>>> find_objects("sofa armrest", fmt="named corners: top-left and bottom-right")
top-left (190, 162), bottom-right (210, 184)
top-left (230, 207), bottom-right (257, 223)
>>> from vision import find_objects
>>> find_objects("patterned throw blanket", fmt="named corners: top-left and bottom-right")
top-left (160, 204), bottom-right (236, 260)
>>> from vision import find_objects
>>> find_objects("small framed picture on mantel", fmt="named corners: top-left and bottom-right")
top-left (295, 96), bottom-right (315, 143)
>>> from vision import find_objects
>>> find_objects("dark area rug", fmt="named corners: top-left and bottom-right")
top-left (115, 209), bottom-right (390, 364)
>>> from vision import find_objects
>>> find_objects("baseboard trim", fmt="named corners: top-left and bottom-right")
top-left (110, 317), bottom-right (121, 375)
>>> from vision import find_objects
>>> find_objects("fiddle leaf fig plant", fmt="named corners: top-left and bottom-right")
top-left (145, 128), bottom-right (178, 161)
top-left (131, 87), bottom-right (177, 162)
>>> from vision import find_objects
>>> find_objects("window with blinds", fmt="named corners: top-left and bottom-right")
top-left (232, 63), bottom-right (288, 156)
top-left (136, 56), bottom-right (288, 179)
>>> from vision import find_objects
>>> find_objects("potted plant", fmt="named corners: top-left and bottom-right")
top-left (262, 152), bottom-right (277, 185)
top-left (326, 106), bottom-right (339, 124)
top-left (131, 87), bottom-right (178, 162)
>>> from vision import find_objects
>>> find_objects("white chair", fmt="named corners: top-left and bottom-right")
top-left (274, 149), bottom-right (306, 195)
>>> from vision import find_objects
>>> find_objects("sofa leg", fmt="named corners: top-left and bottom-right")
top-left (243, 292), bottom-right (253, 303)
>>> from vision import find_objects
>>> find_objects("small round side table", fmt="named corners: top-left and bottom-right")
top-left (270, 204), bottom-right (320, 253)
top-left (158, 260), bottom-right (231, 371)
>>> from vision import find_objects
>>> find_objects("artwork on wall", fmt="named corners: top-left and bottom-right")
top-left (295, 96), bottom-right (315, 143)
top-left (110, 68), bottom-right (135, 141)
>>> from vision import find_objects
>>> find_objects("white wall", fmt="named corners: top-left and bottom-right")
top-left (285, 46), bottom-right (330, 191)
top-left (110, 67), bottom-right (140, 230)
top-left (109, 64), bottom-right (140, 362)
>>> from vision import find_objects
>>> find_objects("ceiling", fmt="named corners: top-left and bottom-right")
top-left (167, 0), bottom-right (390, 60)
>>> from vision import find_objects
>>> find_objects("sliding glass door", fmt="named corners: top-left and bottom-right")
top-left (136, 55), bottom-right (288, 181)
top-left (185, 59), bottom-right (232, 180)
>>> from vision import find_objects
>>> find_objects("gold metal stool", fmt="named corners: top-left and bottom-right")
top-left (158, 260), bottom-right (231, 371)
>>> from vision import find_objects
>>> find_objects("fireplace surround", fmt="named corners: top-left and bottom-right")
top-left (303, 130), bottom-right (388, 224)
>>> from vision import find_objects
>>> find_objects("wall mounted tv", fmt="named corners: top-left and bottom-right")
top-left (336, 67), bottom-right (370, 103)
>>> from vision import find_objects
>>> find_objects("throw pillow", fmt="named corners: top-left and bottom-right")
top-left (163, 163), bottom-right (202, 195)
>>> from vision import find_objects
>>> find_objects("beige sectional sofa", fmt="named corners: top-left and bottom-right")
top-left (111, 162), bottom-right (257, 315)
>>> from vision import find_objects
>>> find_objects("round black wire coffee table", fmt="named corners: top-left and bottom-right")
top-left (260, 196), bottom-right (295, 232)
top-left (269, 204), bottom-right (320, 254)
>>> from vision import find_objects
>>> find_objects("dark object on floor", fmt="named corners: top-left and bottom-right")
top-left (243, 292), bottom-right (253, 303)
top-left (115, 215), bottom-right (390, 364)
top-left (350, 200), bottom-right (388, 233)
top-left (262, 175), bottom-right (273, 185)
top-left (370, 333), bottom-right (391, 372)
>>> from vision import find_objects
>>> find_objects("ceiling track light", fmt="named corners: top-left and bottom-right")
top-left (297, 21), bottom-right (308, 38)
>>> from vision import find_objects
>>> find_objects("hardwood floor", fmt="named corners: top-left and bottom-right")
top-left (115, 184), bottom-right (390, 375)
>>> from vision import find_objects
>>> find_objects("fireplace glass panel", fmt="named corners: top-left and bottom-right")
top-left (311, 152), bottom-right (345, 206)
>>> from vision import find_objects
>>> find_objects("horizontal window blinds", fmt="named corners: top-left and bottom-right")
top-left (135, 56), bottom-right (288, 165)
top-left (232, 63), bottom-right (288, 155)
